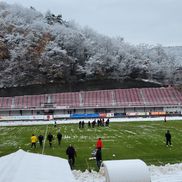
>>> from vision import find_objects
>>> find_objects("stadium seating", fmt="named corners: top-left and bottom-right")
top-left (141, 88), bottom-right (180, 106)
top-left (0, 97), bottom-right (12, 108)
top-left (114, 88), bottom-right (143, 106)
top-left (82, 90), bottom-right (113, 107)
top-left (13, 95), bottom-right (47, 108)
top-left (0, 87), bottom-right (181, 109)
top-left (50, 92), bottom-right (80, 108)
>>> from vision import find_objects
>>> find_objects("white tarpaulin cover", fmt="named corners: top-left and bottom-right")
top-left (102, 159), bottom-right (151, 182)
top-left (0, 149), bottom-right (76, 182)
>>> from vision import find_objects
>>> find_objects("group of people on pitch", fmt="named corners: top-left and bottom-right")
top-left (31, 133), bottom-right (103, 170)
top-left (66, 130), bottom-right (172, 170)
top-left (79, 118), bottom-right (110, 128)
top-left (31, 128), bottom-right (171, 170)
top-left (66, 137), bottom-right (103, 170)
top-left (31, 131), bottom-right (62, 148)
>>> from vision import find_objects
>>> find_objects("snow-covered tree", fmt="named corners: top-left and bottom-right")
top-left (0, 2), bottom-right (181, 89)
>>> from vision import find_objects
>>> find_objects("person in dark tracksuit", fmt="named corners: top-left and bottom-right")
top-left (81, 121), bottom-right (85, 128)
top-left (57, 132), bottom-right (62, 145)
top-left (54, 121), bottom-right (57, 127)
top-left (165, 130), bottom-right (171, 146)
top-left (96, 148), bottom-right (102, 169)
top-left (66, 144), bottom-right (76, 170)
top-left (38, 134), bottom-right (44, 147)
top-left (79, 121), bottom-right (82, 128)
top-left (47, 133), bottom-right (54, 147)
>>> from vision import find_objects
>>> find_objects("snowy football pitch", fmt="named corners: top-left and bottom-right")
top-left (1, 120), bottom-right (182, 171)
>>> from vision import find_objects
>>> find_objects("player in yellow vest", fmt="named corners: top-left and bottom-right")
top-left (31, 134), bottom-right (37, 148)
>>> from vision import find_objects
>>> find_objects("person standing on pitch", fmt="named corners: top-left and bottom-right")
top-left (57, 131), bottom-right (62, 145)
top-left (96, 148), bottom-right (102, 169)
top-left (96, 138), bottom-right (103, 150)
top-left (165, 130), bottom-right (172, 146)
top-left (54, 121), bottom-right (57, 127)
top-left (66, 144), bottom-right (77, 170)
top-left (31, 134), bottom-right (37, 148)
top-left (38, 134), bottom-right (44, 147)
top-left (47, 132), bottom-right (54, 147)
top-left (78, 121), bottom-right (82, 128)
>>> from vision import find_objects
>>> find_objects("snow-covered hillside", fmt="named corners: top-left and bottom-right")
top-left (164, 46), bottom-right (182, 66)
top-left (0, 2), bottom-right (181, 89)
top-left (164, 46), bottom-right (182, 59)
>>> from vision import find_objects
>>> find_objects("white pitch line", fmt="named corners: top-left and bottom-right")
top-left (42, 125), bottom-right (48, 154)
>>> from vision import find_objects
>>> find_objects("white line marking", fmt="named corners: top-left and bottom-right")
top-left (42, 125), bottom-right (48, 154)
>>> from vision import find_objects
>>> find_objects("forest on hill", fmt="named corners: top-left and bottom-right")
top-left (0, 2), bottom-right (181, 95)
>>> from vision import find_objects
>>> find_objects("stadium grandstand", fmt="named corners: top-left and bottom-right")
top-left (0, 86), bottom-right (181, 121)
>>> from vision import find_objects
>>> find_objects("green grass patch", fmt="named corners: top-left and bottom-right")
top-left (0, 120), bottom-right (182, 171)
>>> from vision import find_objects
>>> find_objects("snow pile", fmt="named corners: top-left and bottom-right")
top-left (1, 150), bottom-right (182, 182)
top-left (102, 159), bottom-right (150, 182)
top-left (73, 170), bottom-right (105, 182)
top-left (150, 163), bottom-right (182, 182)
top-left (0, 150), bottom-right (76, 182)
top-left (72, 164), bottom-right (182, 182)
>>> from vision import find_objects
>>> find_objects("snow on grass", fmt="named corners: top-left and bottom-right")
top-left (2, 118), bottom-right (182, 181)
top-left (123, 130), bottom-right (137, 135)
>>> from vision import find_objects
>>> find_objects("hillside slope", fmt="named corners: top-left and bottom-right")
top-left (0, 2), bottom-right (181, 95)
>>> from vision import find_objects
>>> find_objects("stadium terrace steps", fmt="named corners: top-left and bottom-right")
top-left (0, 87), bottom-right (181, 109)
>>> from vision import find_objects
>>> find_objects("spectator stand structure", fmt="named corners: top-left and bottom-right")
top-left (0, 87), bottom-right (181, 121)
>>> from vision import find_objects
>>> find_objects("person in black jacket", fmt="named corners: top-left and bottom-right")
top-left (47, 132), bottom-right (54, 147)
top-left (165, 130), bottom-right (171, 146)
top-left (57, 131), bottom-right (62, 145)
top-left (96, 148), bottom-right (102, 169)
top-left (79, 121), bottom-right (82, 128)
top-left (66, 144), bottom-right (76, 169)
top-left (81, 121), bottom-right (85, 128)
top-left (88, 121), bottom-right (91, 128)
top-left (38, 134), bottom-right (44, 147)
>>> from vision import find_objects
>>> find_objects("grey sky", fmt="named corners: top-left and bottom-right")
top-left (3, 0), bottom-right (182, 46)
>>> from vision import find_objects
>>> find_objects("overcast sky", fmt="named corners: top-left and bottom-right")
top-left (3, 0), bottom-right (182, 46)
